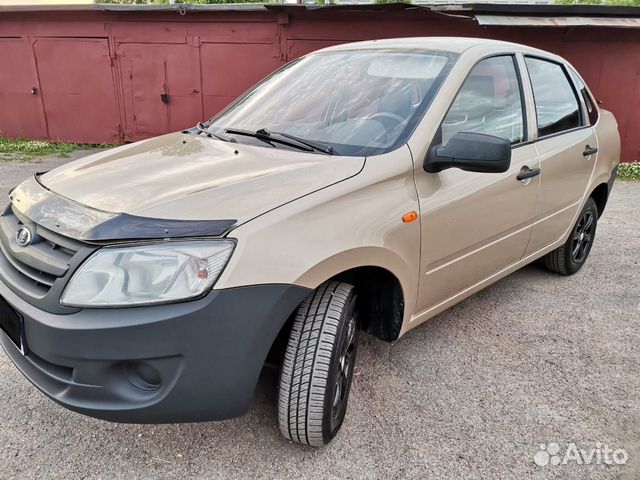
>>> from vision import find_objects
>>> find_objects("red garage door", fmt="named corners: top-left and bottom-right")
top-left (285, 39), bottom-right (345, 60)
top-left (200, 42), bottom-right (282, 119)
top-left (0, 38), bottom-right (46, 139)
top-left (32, 38), bottom-right (120, 143)
top-left (117, 42), bottom-right (202, 141)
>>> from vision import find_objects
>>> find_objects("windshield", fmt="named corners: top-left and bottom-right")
top-left (206, 49), bottom-right (459, 156)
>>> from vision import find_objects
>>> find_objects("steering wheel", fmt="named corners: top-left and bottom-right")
top-left (370, 112), bottom-right (406, 130)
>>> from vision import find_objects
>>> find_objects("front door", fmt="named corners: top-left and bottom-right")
top-left (414, 55), bottom-right (540, 314)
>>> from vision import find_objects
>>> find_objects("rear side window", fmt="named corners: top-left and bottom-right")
top-left (525, 57), bottom-right (582, 137)
top-left (442, 55), bottom-right (525, 146)
top-left (569, 68), bottom-right (599, 126)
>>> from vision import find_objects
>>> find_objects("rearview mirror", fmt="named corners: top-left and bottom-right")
top-left (424, 132), bottom-right (511, 174)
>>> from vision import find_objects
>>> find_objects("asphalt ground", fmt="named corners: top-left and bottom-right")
top-left (0, 152), bottom-right (638, 479)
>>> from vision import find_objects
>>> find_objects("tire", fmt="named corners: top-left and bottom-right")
top-left (278, 281), bottom-right (358, 447)
top-left (543, 197), bottom-right (598, 276)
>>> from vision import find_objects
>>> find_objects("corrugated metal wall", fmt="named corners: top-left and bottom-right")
top-left (0, 7), bottom-right (638, 162)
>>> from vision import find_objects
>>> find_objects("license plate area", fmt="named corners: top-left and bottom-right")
top-left (0, 295), bottom-right (26, 355)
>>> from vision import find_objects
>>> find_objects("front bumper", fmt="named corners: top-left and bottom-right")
top-left (0, 279), bottom-right (310, 423)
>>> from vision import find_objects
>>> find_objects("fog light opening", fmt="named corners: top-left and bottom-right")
top-left (123, 361), bottom-right (162, 392)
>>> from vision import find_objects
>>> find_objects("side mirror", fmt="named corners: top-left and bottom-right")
top-left (424, 132), bottom-right (511, 174)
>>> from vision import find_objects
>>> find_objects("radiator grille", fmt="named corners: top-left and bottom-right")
top-left (0, 205), bottom-right (84, 298)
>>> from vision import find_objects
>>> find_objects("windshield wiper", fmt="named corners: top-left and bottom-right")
top-left (265, 130), bottom-right (335, 155)
top-left (225, 128), bottom-right (311, 152)
top-left (225, 128), bottom-right (335, 155)
top-left (192, 122), bottom-right (236, 143)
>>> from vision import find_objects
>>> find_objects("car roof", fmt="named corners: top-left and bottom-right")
top-left (315, 37), bottom-right (547, 56)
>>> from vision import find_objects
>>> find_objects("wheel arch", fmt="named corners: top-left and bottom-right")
top-left (589, 182), bottom-right (609, 219)
top-left (331, 265), bottom-right (405, 342)
top-left (294, 248), bottom-right (414, 342)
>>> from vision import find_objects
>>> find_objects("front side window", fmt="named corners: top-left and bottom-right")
top-left (525, 57), bottom-right (582, 137)
top-left (207, 50), bottom-right (458, 156)
top-left (441, 55), bottom-right (524, 146)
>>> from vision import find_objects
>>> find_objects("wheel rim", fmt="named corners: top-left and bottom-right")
top-left (331, 314), bottom-right (357, 423)
top-left (571, 210), bottom-right (594, 263)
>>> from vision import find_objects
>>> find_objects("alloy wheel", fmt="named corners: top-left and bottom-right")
top-left (571, 210), bottom-right (594, 263)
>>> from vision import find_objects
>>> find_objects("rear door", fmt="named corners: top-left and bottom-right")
top-left (523, 56), bottom-right (598, 255)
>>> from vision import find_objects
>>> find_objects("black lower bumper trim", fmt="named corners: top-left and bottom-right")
top-left (0, 281), bottom-right (311, 423)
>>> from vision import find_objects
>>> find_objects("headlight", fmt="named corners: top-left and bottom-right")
top-left (61, 240), bottom-right (235, 307)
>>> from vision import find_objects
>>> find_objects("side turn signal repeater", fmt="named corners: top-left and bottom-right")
top-left (402, 211), bottom-right (418, 223)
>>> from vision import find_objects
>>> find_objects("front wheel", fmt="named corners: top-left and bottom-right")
top-left (278, 281), bottom-right (358, 447)
top-left (543, 197), bottom-right (598, 275)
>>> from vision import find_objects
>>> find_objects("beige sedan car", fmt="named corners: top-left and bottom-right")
top-left (0, 38), bottom-right (619, 446)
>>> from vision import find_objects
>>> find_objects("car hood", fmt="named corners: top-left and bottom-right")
top-left (38, 132), bottom-right (365, 226)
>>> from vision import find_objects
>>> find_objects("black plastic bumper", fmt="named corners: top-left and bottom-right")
top-left (0, 280), bottom-right (310, 423)
top-left (608, 165), bottom-right (618, 197)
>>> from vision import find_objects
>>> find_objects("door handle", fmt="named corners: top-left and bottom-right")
top-left (517, 167), bottom-right (541, 182)
top-left (583, 145), bottom-right (598, 156)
